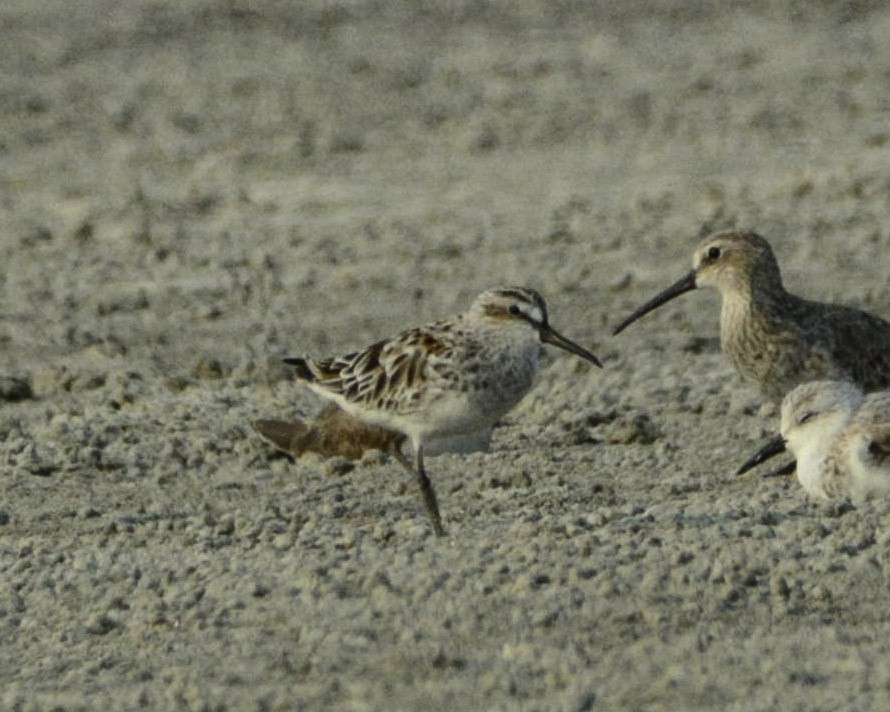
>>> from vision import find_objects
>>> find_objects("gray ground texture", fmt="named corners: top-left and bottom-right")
top-left (3, 1), bottom-right (890, 710)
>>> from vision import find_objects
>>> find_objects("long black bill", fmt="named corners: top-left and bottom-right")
top-left (540, 326), bottom-right (602, 368)
top-left (612, 270), bottom-right (698, 336)
top-left (736, 434), bottom-right (787, 475)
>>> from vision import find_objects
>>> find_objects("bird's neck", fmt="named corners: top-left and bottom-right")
top-left (717, 280), bottom-right (795, 399)
top-left (719, 279), bottom-right (792, 339)
top-left (795, 441), bottom-right (834, 498)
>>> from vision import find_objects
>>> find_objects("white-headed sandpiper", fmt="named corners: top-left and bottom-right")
top-left (284, 286), bottom-right (601, 535)
top-left (739, 381), bottom-right (890, 502)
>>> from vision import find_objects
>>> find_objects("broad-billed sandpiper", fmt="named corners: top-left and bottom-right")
top-left (285, 286), bottom-right (601, 535)
top-left (612, 230), bottom-right (890, 403)
top-left (739, 381), bottom-right (890, 502)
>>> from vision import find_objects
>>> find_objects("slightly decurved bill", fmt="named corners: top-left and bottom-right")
top-left (540, 326), bottom-right (602, 368)
top-left (612, 270), bottom-right (698, 336)
top-left (736, 434), bottom-right (787, 475)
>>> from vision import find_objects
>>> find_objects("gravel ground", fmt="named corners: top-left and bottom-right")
top-left (3, 1), bottom-right (890, 709)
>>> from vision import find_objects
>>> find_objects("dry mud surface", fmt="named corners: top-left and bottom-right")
top-left (3, 1), bottom-right (890, 709)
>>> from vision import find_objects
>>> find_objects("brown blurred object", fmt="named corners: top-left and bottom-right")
top-left (253, 403), bottom-right (409, 464)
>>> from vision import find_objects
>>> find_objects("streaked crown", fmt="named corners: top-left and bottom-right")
top-left (471, 286), bottom-right (549, 327)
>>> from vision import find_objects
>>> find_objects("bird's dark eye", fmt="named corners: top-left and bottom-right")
top-left (707, 246), bottom-right (721, 260)
top-left (509, 304), bottom-right (521, 315)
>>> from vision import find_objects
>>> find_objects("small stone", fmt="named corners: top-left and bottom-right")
top-left (164, 376), bottom-right (194, 393)
top-left (808, 584), bottom-right (832, 602)
top-left (605, 411), bottom-right (661, 445)
top-left (0, 377), bottom-right (33, 402)
top-left (85, 614), bottom-right (118, 635)
top-left (191, 357), bottom-right (228, 380)
top-left (770, 575), bottom-right (790, 600)
top-left (216, 516), bottom-right (236, 536)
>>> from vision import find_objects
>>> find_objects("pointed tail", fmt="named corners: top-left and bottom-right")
top-left (283, 357), bottom-right (315, 382)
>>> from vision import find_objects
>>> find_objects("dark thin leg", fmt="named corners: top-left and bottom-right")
top-left (389, 444), bottom-right (415, 474)
top-left (414, 445), bottom-right (445, 536)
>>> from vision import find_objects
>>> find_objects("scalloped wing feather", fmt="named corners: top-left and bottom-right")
top-left (300, 330), bottom-right (452, 412)
top-left (821, 305), bottom-right (890, 392)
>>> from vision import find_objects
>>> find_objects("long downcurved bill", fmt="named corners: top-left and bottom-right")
top-left (612, 270), bottom-right (697, 336)
top-left (736, 434), bottom-right (787, 475)
top-left (540, 326), bottom-right (602, 368)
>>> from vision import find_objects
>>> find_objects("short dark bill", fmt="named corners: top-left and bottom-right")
top-left (736, 434), bottom-right (787, 475)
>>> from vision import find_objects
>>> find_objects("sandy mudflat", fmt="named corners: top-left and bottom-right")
top-left (3, 1), bottom-right (890, 709)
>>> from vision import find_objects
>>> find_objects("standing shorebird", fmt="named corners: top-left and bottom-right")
top-left (284, 286), bottom-right (601, 535)
top-left (612, 231), bottom-right (890, 402)
top-left (740, 381), bottom-right (890, 502)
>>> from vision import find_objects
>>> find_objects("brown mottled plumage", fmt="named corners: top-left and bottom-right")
top-left (252, 403), bottom-right (408, 463)
top-left (284, 287), bottom-right (601, 536)
top-left (613, 231), bottom-right (890, 403)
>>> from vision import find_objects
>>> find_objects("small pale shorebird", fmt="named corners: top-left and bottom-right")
top-left (612, 230), bottom-right (890, 403)
top-left (284, 286), bottom-right (601, 536)
top-left (738, 381), bottom-right (890, 502)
